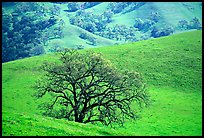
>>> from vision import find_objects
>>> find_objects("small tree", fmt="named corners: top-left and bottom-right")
top-left (188, 17), bottom-right (202, 30)
top-left (34, 49), bottom-right (149, 126)
top-left (177, 20), bottom-right (188, 30)
top-left (149, 12), bottom-right (160, 23)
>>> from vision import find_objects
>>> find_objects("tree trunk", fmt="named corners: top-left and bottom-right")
top-left (74, 109), bottom-right (79, 122)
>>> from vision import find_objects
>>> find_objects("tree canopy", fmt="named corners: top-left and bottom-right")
top-left (34, 49), bottom-right (149, 126)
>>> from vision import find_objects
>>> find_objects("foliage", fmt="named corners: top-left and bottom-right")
top-left (2, 30), bottom-right (202, 136)
top-left (34, 49), bottom-right (149, 126)
top-left (2, 31), bottom-right (202, 136)
top-left (188, 17), bottom-right (202, 30)
top-left (79, 32), bottom-right (97, 46)
top-left (107, 2), bottom-right (146, 14)
top-left (177, 20), bottom-right (189, 30)
top-left (177, 17), bottom-right (202, 30)
top-left (134, 18), bottom-right (155, 31)
top-left (73, 12), bottom-right (140, 42)
top-left (149, 12), bottom-right (160, 23)
top-left (98, 25), bottom-right (139, 42)
top-left (79, 32), bottom-right (89, 40)
top-left (107, 2), bottom-right (130, 14)
top-left (66, 2), bottom-right (101, 12)
top-left (83, 2), bottom-right (102, 9)
top-left (69, 10), bottom-right (112, 33)
top-left (67, 2), bottom-right (81, 12)
top-left (151, 26), bottom-right (174, 38)
top-left (2, 2), bottom-right (65, 63)
top-left (122, 2), bottom-right (146, 14)
top-left (2, 13), bottom-right (47, 62)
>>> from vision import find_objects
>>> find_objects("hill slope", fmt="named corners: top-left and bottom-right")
top-left (2, 2), bottom-right (202, 63)
top-left (93, 30), bottom-right (202, 92)
top-left (2, 30), bottom-right (202, 136)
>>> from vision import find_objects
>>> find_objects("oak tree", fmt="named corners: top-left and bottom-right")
top-left (34, 49), bottom-right (149, 126)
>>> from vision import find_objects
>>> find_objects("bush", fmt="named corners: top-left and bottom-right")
top-left (79, 32), bottom-right (89, 39)
top-left (107, 2), bottom-right (130, 14)
top-left (177, 20), bottom-right (189, 30)
top-left (188, 17), bottom-right (202, 30)
top-left (149, 12), bottom-right (160, 23)
top-left (177, 17), bottom-right (201, 31)
top-left (151, 26), bottom-right (174, 38)
top-left (67, 2), bottom-right (80, 12)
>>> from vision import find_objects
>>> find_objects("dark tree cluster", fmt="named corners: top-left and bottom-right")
top-left (13, 2), bottom-right (61, 17)
top-left (2, 3), bottom-right (63, 63)
top-left (133, 12), bottom-right (174, 39)
top-left (83, 2), bottom-right (102, 9)
top-left (133, 11), bottom-right (161, 32)
top-left (14, 2), bottom-right (44, 14)
top-left (97, 25), bottom-right (139, 42)
top-left (72, 12), bottom-right (142, 42)
top-left (134, 18), bottom-right (155, 32)
top-left (49, 4), bottom-right (61, 15)
top-left (151, 26), bottom-right (174, 38)
top-left (177, 17), bottom-right (202, 30)
top-left (66, 2), bottom-right (101, 12)
top-left (149, 12), bottom-right (161, 23)
top-left (70, 7), bottom-right (167, 43)
top-left (70, 8), bottom-right (140, 42)
top-left (122, 2), bottom-right (146, 14)
top-left (34, 49), bottom-right (149, 126)
top-left (69, 4), bottom-right (164, 43)
top-left (2, 14), bottom-right (44, 62)
top-left (69, 10), bottom-right (113, 33)
top-left (79, 32), bottom-right (97, 46)
top-left (107, 2), bottom-right (146, 14)
top-left (107, 2), bottom-right (131, 14)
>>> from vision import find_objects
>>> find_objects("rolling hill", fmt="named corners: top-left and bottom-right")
top-left (2, 2), bottom-right (202, 50)
top-left (52, 2), bottom-right (202, 48)
top-left (2, 30), bottom-right (202, 136)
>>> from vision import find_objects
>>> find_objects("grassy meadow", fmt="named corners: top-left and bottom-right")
top-left (2, 30), bottom-right (202, 136)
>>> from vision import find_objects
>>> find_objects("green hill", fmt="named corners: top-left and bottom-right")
top-left (2, 2), bottom-right (202, 63)
top-left (3, 2), bottom-right (202, 50)
top-left (90, 2), bottom-right (202, 28)
top-left (2, 30), bottom-right (202, 136)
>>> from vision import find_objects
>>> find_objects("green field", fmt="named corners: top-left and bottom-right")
top-left (2, 30), bottom-right (202, 136)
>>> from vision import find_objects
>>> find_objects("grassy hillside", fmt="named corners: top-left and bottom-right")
top-left (93, 30), bottom-right (202, 92)
top-left (44, 2), bottom-right (202, 49)
top-left (103, 2), bottom-right (202, 28)
top-left (2, 30), bottom-right (202, 136)
top-left (44, 2), bottom-right (119, 50)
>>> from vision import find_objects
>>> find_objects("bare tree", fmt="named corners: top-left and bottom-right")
top-left (34, 49), bottom-right (149, 126)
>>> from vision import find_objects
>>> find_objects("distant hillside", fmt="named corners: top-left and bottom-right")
top-left (2, 30), bottom-right (202, 136)
top-left (2, 2), bottom-right (202, 63)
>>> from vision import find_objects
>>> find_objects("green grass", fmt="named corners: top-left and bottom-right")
top-left (44, 2), bottom-right (119, 50)
top-left (93, 30), bottom-right (202, 91)
top-left (2, 110), bottom-right (129, 136)
top-left (106, 2), bottom-right (202, 28)
top-left (2, 30), bottom-right (202, 136)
